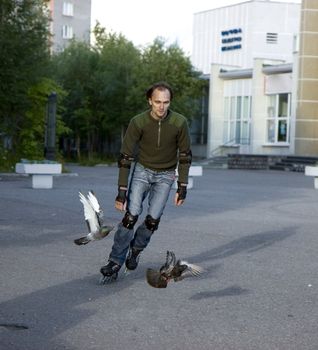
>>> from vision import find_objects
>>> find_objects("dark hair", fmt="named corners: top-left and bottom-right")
top-left (146, 81), bottom-right (173, 100)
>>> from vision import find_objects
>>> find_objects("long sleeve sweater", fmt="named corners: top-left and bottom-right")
top-left (118, 109), bottom-right (191, 187)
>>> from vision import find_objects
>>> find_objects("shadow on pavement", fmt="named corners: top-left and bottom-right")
top-left (188, 227), bottom-right (297, 264)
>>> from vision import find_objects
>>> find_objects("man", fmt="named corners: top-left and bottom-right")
top-left (100, 81), bottom-right (192, 281)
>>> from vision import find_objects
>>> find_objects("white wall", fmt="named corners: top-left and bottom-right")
top-left (192, 0), bottom-right (300, 74)
top-left (207, 58), bottom-right (294, 157)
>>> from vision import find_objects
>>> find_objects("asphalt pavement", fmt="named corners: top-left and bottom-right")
top-left (1, 164), bottom-right (318, 350)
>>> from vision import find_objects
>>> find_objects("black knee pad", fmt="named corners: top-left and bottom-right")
top-left (145, 215), bottom-right (160, 232)
top-left (122, 212), bottom-right (138, 229)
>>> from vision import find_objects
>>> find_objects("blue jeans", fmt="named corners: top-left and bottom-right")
top-left (109, 163), bottom-right (176, 265)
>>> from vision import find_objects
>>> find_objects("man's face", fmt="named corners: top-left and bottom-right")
top-left (148, 88), bottom-right (171, 119)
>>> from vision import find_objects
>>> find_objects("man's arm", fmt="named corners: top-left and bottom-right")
top-left (115, 119), bottom-right (141, 211)
top-left (175, 120), bottom-right (192, 206)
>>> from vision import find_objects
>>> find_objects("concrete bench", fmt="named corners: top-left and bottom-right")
top-left (174, 165), bottom-right (203, 189)
top-left (15, 162), bottom-right (62, 189)
top-left (305, 166), bottom-right (318, 189)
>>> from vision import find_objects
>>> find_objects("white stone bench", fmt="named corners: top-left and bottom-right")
top-left (15, 162), bottom-right (62, 189)
top-left (305, 166), bottom-right (318, 189)
top-left (174, 165), bottom-right (203, 189)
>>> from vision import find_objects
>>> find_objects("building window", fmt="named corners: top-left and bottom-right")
top-left (266, 93), bottom-right (290, 143)
top-left (223, 95), bottom-right (251, 145)
top-left (63, 2), bottom-right (73, 17)
top-left (62, 25), bottom-right (73, 39)
top-left (293, 34), bottom-right (299, 52)
top-left (266, 32), bottom-right (278, 44)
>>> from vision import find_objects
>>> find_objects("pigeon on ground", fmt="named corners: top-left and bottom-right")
top-left (146, 250), bottom-right (204, 288)
top-left (74, 191), bottom-right (114, 245)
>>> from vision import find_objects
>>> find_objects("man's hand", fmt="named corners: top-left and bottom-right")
top-left (115, 187), bottom-right (127, 211)
top-left (175, 182), bottom-right (187, 206)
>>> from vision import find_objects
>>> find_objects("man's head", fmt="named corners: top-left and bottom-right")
top-left (146, 82), bottom-right (173, 120)
top-left (146, 81), bottom-right (173, 100)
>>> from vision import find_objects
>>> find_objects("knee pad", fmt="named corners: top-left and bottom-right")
top-left (145, 215), bottom-right (160, 232)
top-left (122, 212), bottom-right (138, 229)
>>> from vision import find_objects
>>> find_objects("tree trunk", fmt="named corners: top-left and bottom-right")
top-left (76, 134), bottom-right (81, 160)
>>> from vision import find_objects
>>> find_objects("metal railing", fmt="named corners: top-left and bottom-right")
top-left (209, 138), bottom-right (250, 157)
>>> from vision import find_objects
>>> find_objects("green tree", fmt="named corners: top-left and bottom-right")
top-left (19, 78), bottom-right (69, 160)
top-left (51, 40), bottom-right (98, 159)
top-left (53, 24), bottom-right (141, 159)
top-left (92, 24), bottom-right (141, 148)
top-left (135, 38), bottom-right (206, 122)
top-left (0, 0), bottom-right (51, 159)
top-left (52, 26), bottom-right (206, 161)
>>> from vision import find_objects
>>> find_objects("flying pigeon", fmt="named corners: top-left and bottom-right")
top-left (146, 250), bottom-right (204, 288)
top-left (74, 191), bottom-right (114, 245)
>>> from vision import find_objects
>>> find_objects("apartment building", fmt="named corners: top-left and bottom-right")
top-left (48, 0), bottom-right (91, 52)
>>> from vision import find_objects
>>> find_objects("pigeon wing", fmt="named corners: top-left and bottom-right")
top-left (79, 192), bottom-right (100, 233)
top-left (87, 191), bottom-right (101, 214)
top-left (87, 191), bottom-right (104, 226)
top-left (175, 260), bottom-right (205, 280)
top-left (160, 250), bottom-right (177, 276)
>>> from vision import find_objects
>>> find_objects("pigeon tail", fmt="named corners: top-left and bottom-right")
top-left (74, 236), bottom-right (91, 245)
top-left (91, 226), bottom-right (114, 240)
top-left (74, 226), bottom-right (114, 246)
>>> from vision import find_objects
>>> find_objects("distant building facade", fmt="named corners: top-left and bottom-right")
top-left (190, 0), bottom-right (314, 158)
top-left (48, 0), bottom-right (91, 52)
top-left (193, 0), bottom-right (300, 73)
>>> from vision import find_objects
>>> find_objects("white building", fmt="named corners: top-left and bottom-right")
top-left (191, 0), bottom-right (302, 158)
top-left (193, 0), bottom-right (300, 73)
top-left (207, 58), bottom-right (297, 157)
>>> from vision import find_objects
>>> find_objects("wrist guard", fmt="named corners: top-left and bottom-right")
top-left (176, 182), bottom-right (187, 200)
top-left (116, 187), bottom-right (127, 204)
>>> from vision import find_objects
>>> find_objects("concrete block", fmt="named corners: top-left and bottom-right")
top-left (15, 162), bottom-right (62, 189)
top-left (304, 166), bottom-right (318, 189)
top-left (174, 165), bottom-right (202, 189)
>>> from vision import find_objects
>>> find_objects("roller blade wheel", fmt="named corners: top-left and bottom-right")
top-left (99, 273), bottom-right (118, 285)
top-left (99, 261), bottom-right (121, 284)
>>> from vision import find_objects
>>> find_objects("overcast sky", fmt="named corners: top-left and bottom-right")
top-left (91, 0), bottom-right (301, 55)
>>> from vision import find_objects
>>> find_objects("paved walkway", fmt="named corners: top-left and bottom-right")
top-left (1, 165), bottom-right (318, 350)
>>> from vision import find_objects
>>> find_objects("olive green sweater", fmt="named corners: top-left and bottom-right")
top-left (118, 109), bottom-right (191, 187)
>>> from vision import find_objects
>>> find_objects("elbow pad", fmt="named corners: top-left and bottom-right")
top-left (179, 150), bottom-right (192, 165)
top-left (118, 153), bottom-right (134, 169)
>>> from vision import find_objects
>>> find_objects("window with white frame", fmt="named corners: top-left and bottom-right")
top-left (266, 93), bottom-right (290, 143)
top-left (63, 2), bottom-right (74, 16)
top-left (62, 25), bottom-right (73, 39)
top-left (223, 95), bottom-right (251, 145)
